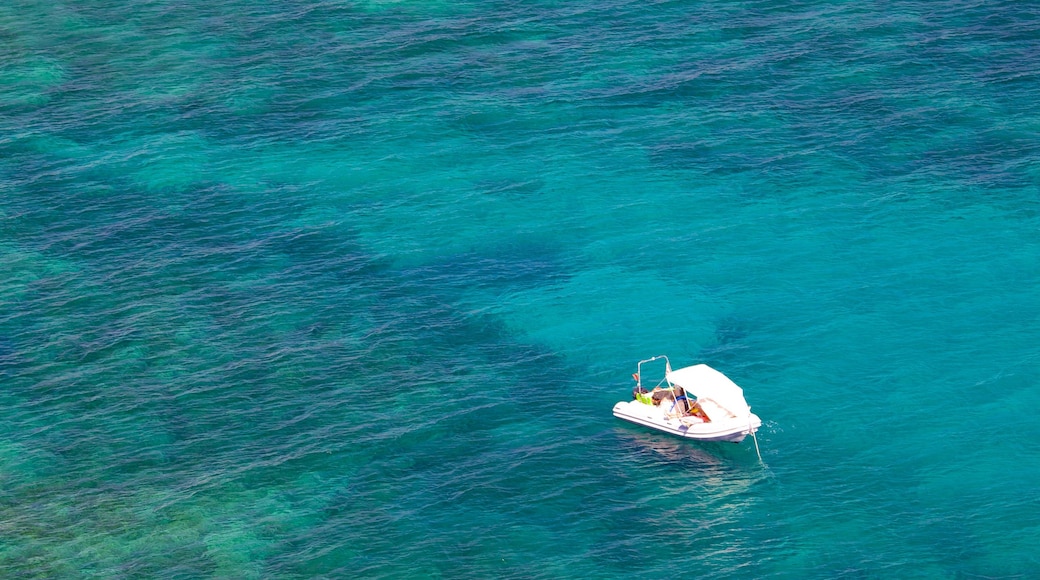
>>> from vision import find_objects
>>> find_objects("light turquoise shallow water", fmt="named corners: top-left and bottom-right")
top-left (3, 0), bottom-right (1039, 577)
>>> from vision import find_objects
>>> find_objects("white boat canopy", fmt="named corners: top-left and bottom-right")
top-left (665, 364), bottom-right (751, 420)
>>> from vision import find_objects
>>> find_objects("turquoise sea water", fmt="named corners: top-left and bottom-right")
top-left (3, 0), bottom-right (1039, 577)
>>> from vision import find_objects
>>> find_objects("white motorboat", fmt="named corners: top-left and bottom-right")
top-left (612, 356), bottom-right (762, 444)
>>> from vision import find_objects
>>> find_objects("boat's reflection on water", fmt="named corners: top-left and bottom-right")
top-left (614, 428), bottom-right (765, 472)
top-left (616, 429), bottom-right (723, 466)
top-left (612, 428), bottom-right (773, 530)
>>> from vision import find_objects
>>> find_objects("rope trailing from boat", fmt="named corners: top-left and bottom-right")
top-left (749, 412), bottom-right (762, 462)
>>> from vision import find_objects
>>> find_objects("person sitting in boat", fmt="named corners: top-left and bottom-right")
top-left (658, 391), bottom-right (691, 419)
top-left (632, 385), bottom-right (653, 404)
top-left (650, 388), bottom-right (673, 405)
top-left (685, 400), bottom-right (711, 422)
top-left (665, 394), bottom-right (712, 422)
